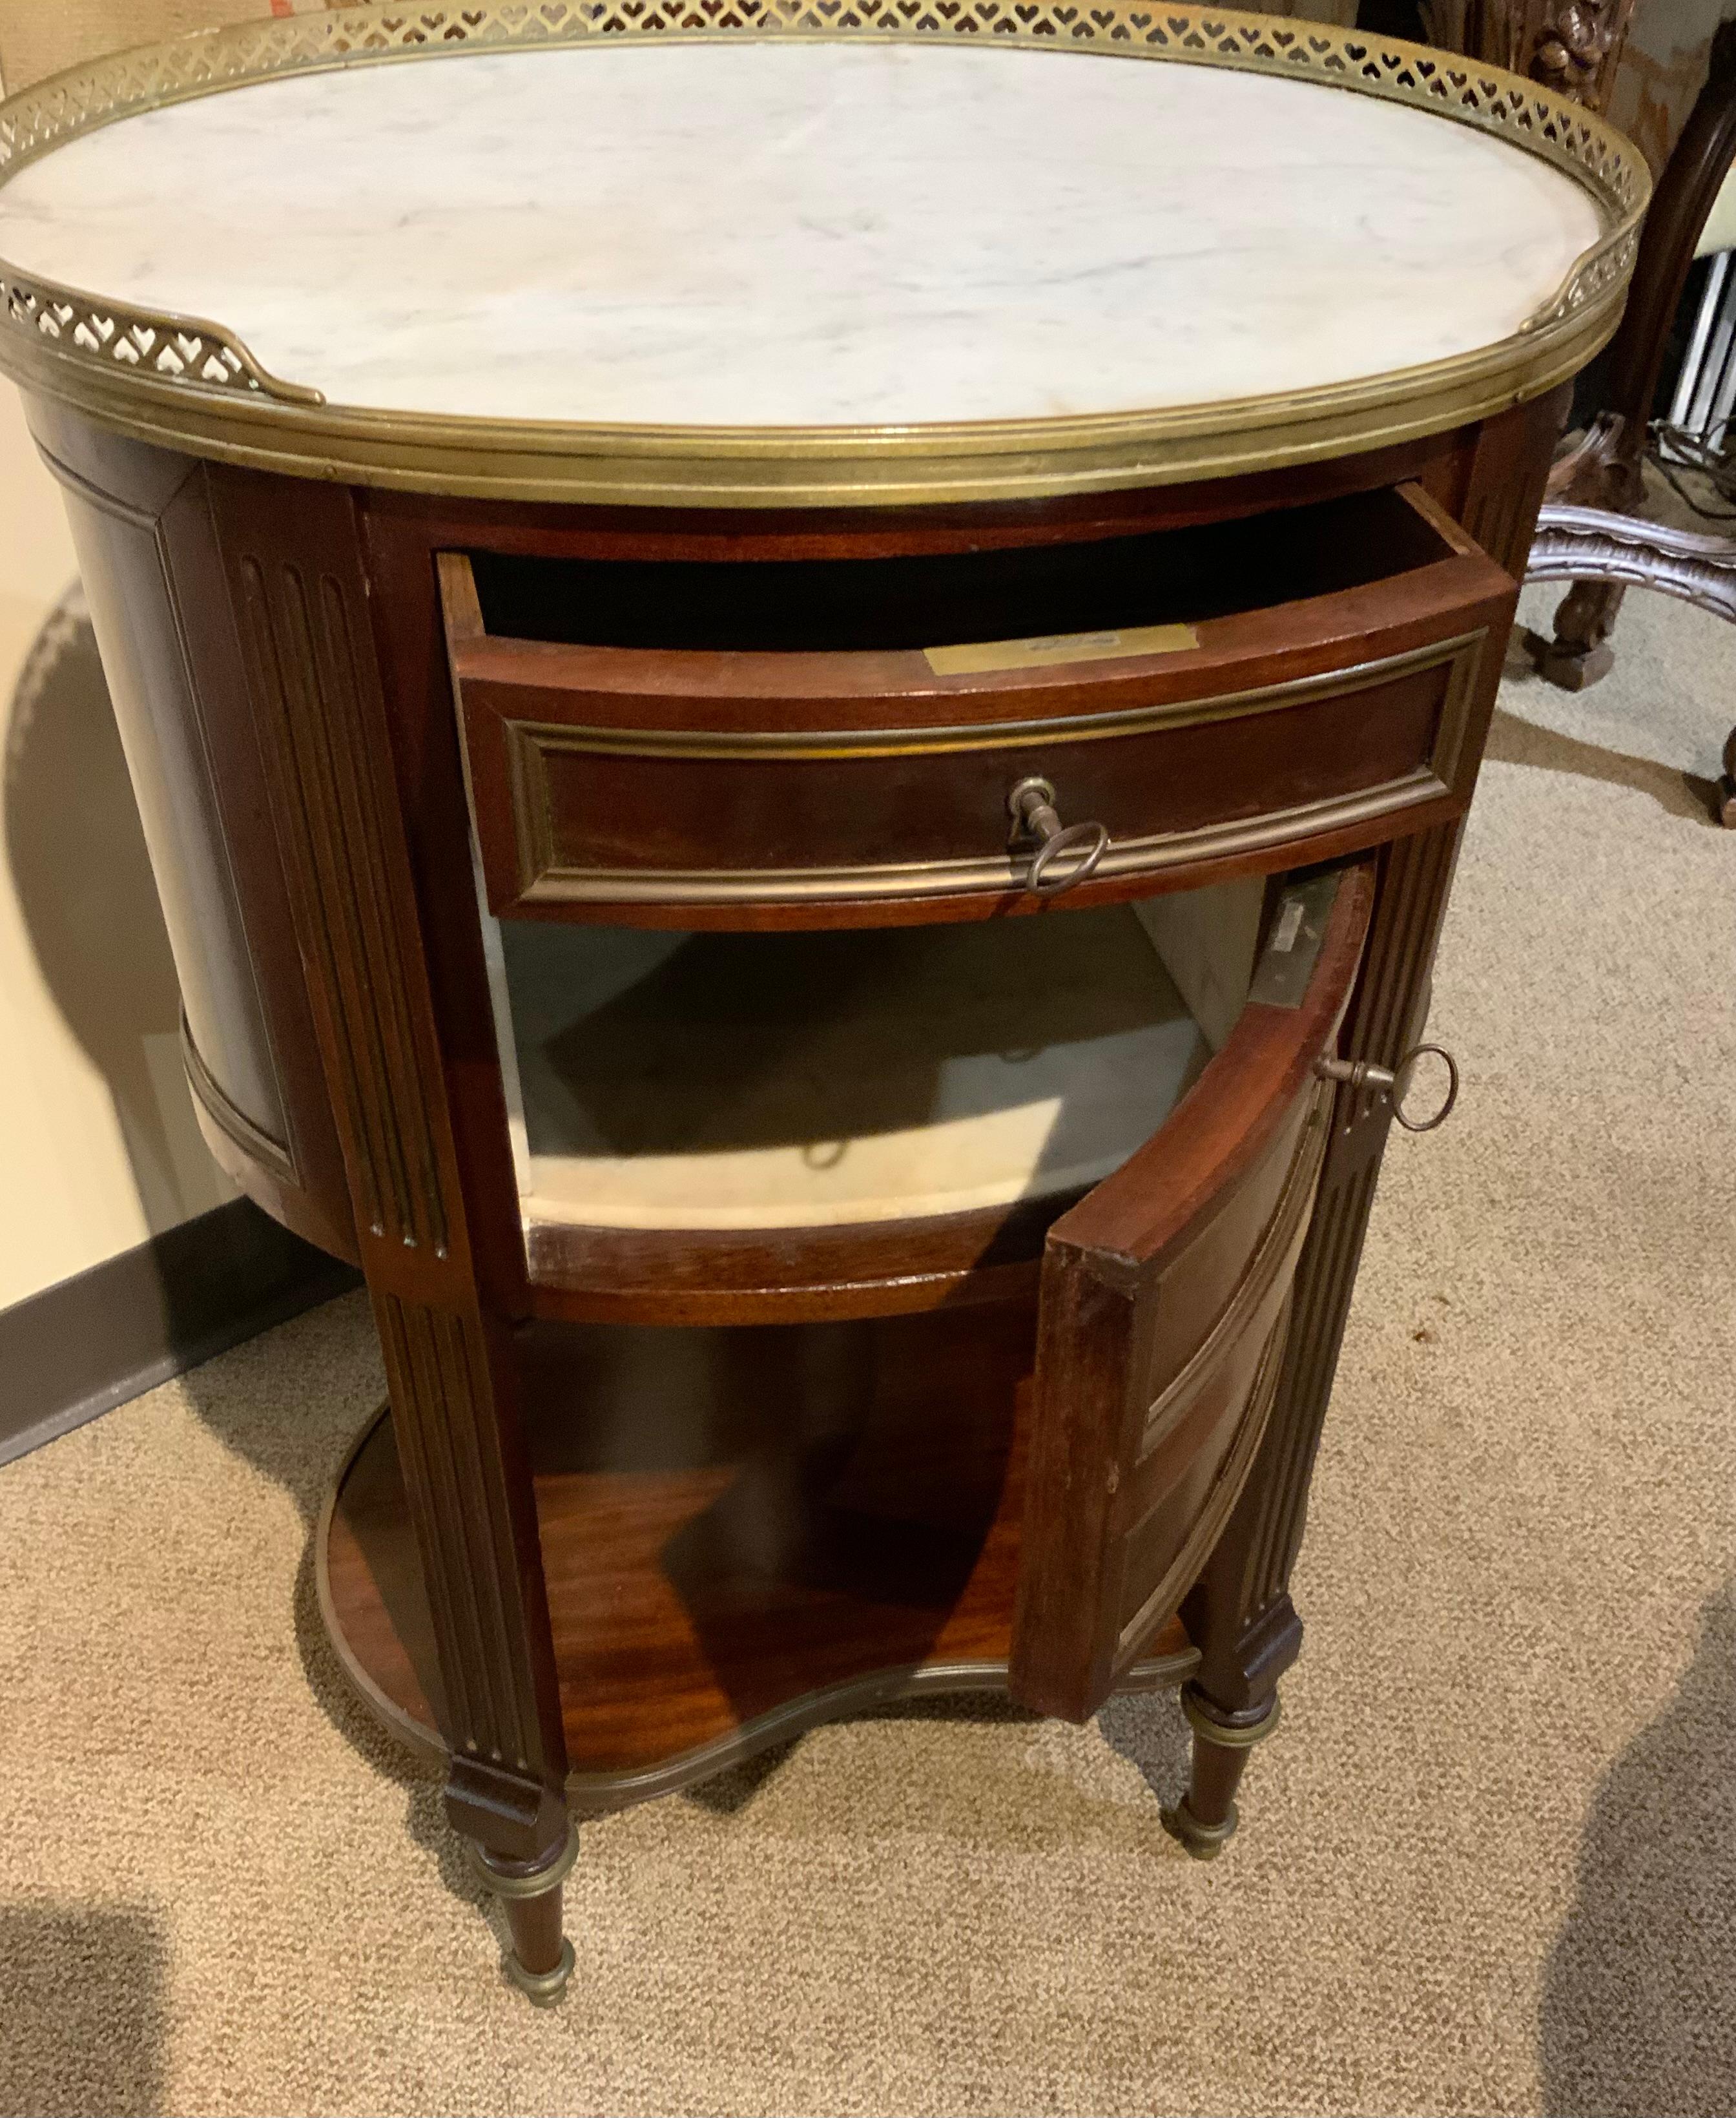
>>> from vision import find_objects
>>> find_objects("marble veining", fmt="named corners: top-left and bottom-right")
top-left (0, 41), bottom-right (1604, 428)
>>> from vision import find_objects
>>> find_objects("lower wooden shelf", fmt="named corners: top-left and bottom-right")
top-left (318, 1302), bottom-right (1198, 1811)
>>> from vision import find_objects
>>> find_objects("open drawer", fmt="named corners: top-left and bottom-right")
top-left (442, 484), bottom-right (1511, 923)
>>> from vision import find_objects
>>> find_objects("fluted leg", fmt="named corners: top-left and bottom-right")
top-left (214, 475), bottom-right (577, 2001)
top-left (1163, 825), bottom-right (1469, 1864)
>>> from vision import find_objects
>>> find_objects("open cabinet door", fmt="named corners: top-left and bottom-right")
top-left (1009, 858), bottom-right (1376, 1722)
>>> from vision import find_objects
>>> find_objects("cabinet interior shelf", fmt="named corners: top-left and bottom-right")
top-left (319, 1305), bottom-right (1199, 1800)
top-left (497, 884), bottom-right (1263, 1239)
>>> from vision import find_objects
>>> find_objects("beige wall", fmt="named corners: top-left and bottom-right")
top-left (1604, 0), bottom-right (1736, 175)
top-left (0, 0), bottom-right (289, 1324)
top-left (0, 381), bottom-right (231, 1312)
top-left (0, 3), bottom-right (326, 94)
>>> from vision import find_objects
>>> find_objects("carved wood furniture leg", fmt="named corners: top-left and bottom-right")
top-left (1539, 574), bottom-right (1626, 689)
top-left (1530, 501), bottom-right (1736, 823)
top-left (1535, 20), bottom-right (1736, 690)
top-left (1164, 396), bottom-right (1558, 1850)
top-left (1161, 1685), bottom-right (1281, 1860)
top-left (1450, 0), bottom-right (1636, 114)
top-left (1175, 819), bottom-right (1465, 1843)
top-left (211, 471), bottom-right (575, 1996)
top-left (471, 1825), bottom-right (581, 2005)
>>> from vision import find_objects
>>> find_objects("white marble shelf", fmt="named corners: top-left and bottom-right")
top-left (0, 40), bottom-right (1602, 430)
top-left (498, 894), bottom-right (1259, 1232)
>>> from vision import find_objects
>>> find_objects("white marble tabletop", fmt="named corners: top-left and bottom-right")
top-left (0, 41), bottom-right (1603, 429)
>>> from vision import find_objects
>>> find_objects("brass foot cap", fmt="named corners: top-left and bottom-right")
top-left (1160, 1798), bottom-right (1239, 1861)
top-left (506, 1937), bottom-right (575, 2008)
top-left (470, 1822), bottom-right (581, 1900)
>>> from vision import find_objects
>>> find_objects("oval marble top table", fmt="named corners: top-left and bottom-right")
top-left (0, 9), bottom-right (1645, 502)
top-left (0, 41), bottom-right (1602, 428)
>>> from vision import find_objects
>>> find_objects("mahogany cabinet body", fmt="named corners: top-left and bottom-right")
top-left (25, 386), bottom-right (1562, 1983)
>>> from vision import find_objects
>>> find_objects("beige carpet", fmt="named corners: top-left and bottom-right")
top-left (2, 550), bottom-right (1734, 2117)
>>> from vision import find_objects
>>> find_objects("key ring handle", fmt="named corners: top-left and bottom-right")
top-left (1392, 1044), bottom-right (1460, 1133)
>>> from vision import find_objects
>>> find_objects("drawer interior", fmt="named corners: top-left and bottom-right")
top-left (491, 878), bottom-right (1263, 1235)
top-left (466, 486), bottom-right (1455, 655)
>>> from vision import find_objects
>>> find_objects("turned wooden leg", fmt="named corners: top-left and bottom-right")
top-left (1536, 576), bottom-right (1626, 690)
top-left (1161, 1683), bottom-right (1282, 1860)
top-left (1168, 823), bottom-right (1466, 1860)
top-left (218, 482), bottom-right (575, 2002)
top-left (472, 1823), bottom-right (580, 2005)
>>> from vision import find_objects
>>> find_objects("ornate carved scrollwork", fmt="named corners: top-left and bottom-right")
top-left (1514, 0), bottom-right (1636, 110)
top-left (1526, 502), bottom-right (1736, 822)
top-left (1528, 501), bottom-right (1736, 621)
top-left (1425, 0), bottom-right (1635, 113)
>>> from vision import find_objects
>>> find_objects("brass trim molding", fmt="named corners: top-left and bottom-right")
top-left (513, 771), bottom-right (1449, 908)
top-left (1177, 1681), bottom-right (1284, 1747)
top-left (180, 1012), bottom-right (297, 1186)
top-left (470, 1824), bottom-right (582, 1900)
top-left (498, 631), bottom-right (1485, 905)
top-left (0, 2), bottom-right (1646, 508)
top-left (499, 632), bottom-right (1489, 763)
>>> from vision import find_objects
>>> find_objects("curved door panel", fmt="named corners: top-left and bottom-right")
top-left (1009, 859), bottom-right (1374, 1721)
top-left (28, 402), bottom-right (355, 1260)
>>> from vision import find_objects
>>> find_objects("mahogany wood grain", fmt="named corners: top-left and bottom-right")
top-left (23, 371), bottom-right (1567, 1978)
top-left (444, 487), bottom-right (1514, 925)
top-left (322, 1302), bottom-right (1196, 1804)
top-left (363, 424), bottom-right (1474, 569)
top-left (204, 466), bottom-right (572, 1867)
top-left (525, 1214), bottom-right (1049, 1328)
top-left (1009, 861), bottom-right (1374, 1721)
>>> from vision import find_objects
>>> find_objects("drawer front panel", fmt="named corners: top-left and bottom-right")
top-left (469, 631), bottom-right (1487, 917)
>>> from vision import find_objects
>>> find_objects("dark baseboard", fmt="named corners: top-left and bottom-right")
top-left (0, 1198), bottom-right (362, 1469)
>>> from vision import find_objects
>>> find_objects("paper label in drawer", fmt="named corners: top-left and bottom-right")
top-left (923, 622), bottom-right (1199, 676)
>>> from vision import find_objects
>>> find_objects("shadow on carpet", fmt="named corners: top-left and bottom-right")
top-left (1542, 1575), bottom-right (1736, 2117)
top-left (0, 1902), bottom-right (165, 2117)
top-left (1485, 699), bottom-right (1722, 825)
